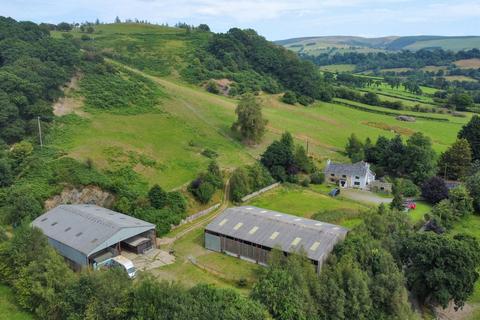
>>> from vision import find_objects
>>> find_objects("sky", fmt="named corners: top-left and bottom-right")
top-left (2, 0), bottom-right (479, 40)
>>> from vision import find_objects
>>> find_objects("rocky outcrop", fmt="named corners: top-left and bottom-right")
top-left (45, 185), bottom-right (115, 210)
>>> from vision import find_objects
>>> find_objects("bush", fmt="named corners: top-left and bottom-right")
top-left (297, 95), bottom-right (314, 106)
top-left (282, 91), bottom-right (297, 105)
top-left (310, 171), bottom-right (325, 184)
top-left (201, 148), bottom-right (218, 159)
top-left (396, 178), bottom-right (419, 198)
top-left (194, 182), bottom-right (215, 204)
top-left (301, 177), bottom-right (310, 187)
top-left (206, 80), bottom-right (220, 94)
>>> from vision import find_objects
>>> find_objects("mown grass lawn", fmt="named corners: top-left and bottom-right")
top-left (0, 285), bottom-right (32, 320)
top-left (247, 184), bottom-right (371, 227)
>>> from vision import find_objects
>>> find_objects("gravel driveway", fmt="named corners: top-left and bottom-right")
top-left (340, 189), bottom-right (393, 205)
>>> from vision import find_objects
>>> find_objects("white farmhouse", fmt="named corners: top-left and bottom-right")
top-left (324, 160), bottom-right (375, 189)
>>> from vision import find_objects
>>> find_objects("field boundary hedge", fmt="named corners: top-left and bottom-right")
top-left (334, 99), bottom-right (450, 122)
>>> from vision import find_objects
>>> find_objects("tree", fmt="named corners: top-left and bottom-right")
top-left (404, 132), bottom-right (436, 184)
top-left (449, 185), bottom-right (474, 217)
top-left (251, 251), bottom-right (321, 320)
top-left (448, 93), bottom-right (474, 111)
top-left (396, 178), bottom-right (420, 198)
top-left (197, 24), bottom-right (210, 32)
top-left (458, 115), bottom-right (480, 161)
top-left (194, 182), bottom-right (215, 204)
top-left (229, 167), bottom-right (252, 202)
top-left (399, 233), bottom-right (480, 309)
top-left (421, 176), bottom-right (449, 204)
top-left (115, 16), bottom-right (121, 24)
top-left (282, 91), bottom-right (297, 105)
top-left (56, 22), bottom-right (72, 31)
top-left (0, 158), bottom-right (12, 187)
top-left (231, 94), bottom-right (267, 144)
top-left (390, 181), bottom-right (404, 210)
top-left (4, 191), bottom-right (43, 226)
top-left (261, 132), bottom-right (297, 180)
top-left (438, 139), bottom-right (472, 180)
top-left (466, 172), bottom-right (480, 212)
top-left (294, 145), bottom-right (314, 174)
top-left (148, 184), bottom-right (167, 209)
top-left (345, 133), bottom-right (364, 163)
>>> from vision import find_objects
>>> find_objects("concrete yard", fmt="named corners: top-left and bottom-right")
top-left (122, 249), bottom-right (175, 272)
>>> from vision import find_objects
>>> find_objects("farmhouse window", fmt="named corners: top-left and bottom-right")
top-left (342, 175), bottom-right (346, 178)
top-left (331, 173), bottom-right (335, 177)
top-left (354, 182), bottom-right (360, 186)
top-left (355, 176), bottom-right (360, 179)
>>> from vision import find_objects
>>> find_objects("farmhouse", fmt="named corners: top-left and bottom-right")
top-left (32, 204), bottom-right (156, 270)
top-left (324, 159), bottom-right (375, 189)
top-left (204, 206), bottom-right (348, 273)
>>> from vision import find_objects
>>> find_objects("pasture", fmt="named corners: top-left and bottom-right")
top-left (319, 64), bottom-right (356, 73)
top-left (51, 59), bottom-right (471, 191)
top-left (454, 58), bottom-right (480, 69)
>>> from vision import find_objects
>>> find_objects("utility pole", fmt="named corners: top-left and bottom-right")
top-left (37, 116), bottom-right (43, 148)
top-left (306, 139), bottom-right (309, 155)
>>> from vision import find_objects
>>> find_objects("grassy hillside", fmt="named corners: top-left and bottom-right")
top-left (278, 35), bottom-right (480, 55)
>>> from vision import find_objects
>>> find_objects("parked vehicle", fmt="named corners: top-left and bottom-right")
top-left (110, 255), bottom-right (137, 279)
top-left (329, 188), bottom-right (341, 197)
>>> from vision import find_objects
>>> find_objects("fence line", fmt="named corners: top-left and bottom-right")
top-left (171, 203), bottom-right (221, 230)
top-left (241, 182), bottom-right (281, 202)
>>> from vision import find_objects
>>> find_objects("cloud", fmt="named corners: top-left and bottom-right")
top-left (2, 0), bottom-right (479, 38)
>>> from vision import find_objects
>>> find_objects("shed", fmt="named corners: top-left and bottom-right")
top-left (32, 204), bottom-right (156, 270)
top-left (205, 206), bottom-right (348, 273)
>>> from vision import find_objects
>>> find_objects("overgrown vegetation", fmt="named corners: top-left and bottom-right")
top-left (0, 17), bottom-right (79, 144)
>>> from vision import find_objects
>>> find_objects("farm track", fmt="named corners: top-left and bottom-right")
top-left (161, 177), bottom-right (231, 249)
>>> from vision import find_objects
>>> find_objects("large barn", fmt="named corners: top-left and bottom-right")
top-left (204, 206), bottom-right (348, 273)
top-left (32, 204), bottom-right (156, 270)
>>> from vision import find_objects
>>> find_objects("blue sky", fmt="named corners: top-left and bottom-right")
top-left (2, 0), bottom-right (479, 40)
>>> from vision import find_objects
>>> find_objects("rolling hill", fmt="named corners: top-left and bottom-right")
top-left (277, 35), bottom-right (480, 56)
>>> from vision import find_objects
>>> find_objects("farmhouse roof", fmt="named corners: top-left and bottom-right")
top-left (32, 204), bottom-right (155, 256)
top-left (205, 206), bottom-right (348, 262)
top-left (325, 160), bottom-right (374, 177)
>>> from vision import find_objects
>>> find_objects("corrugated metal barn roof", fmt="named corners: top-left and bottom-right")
top-left (205, 206), bottom-right (348, 261)
top-left (32, 205), bottom-right (155, 256)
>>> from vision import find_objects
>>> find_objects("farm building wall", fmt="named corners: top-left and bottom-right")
top-left (47, 237), bottom-right (88, 267)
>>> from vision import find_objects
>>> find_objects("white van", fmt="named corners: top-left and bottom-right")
top-left (111, 255), bottom-right (137, 279)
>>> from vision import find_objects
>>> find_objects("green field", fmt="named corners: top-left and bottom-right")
top-left (248, 184), bottom-right (371, 228)
top-left (319, 64), bottom-right (356, 73)
top-left (51, 62), bottom-right (470, 190)
top-left (0, 285), bottom-right (32, 320)
top-left (155, 224), bottom-right (259, 293)
top-left (404, 37), bottom-right (480, 52)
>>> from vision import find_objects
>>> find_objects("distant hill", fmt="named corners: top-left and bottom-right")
top-left (276, 35), bottom-right (480, 56)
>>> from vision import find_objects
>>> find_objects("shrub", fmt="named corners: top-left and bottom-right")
top-left (194, 182), bottom-right (215, 204)
top-left (310, 171), bottom-right (325, 184)
top-left (396, 178), bottom-right (419, 198)
top-left (201, 148), bottom-right (218, 159)
top-left (148, 184), bottom-right (167, 209)
top-left (297, 95), bottom-right (314, 106)
top-left (206, 80), bottom-right (220, 94)
top-left (282, 91), bottom-right (297, 105)
top-left (301, 177), bottom-right (310, 187)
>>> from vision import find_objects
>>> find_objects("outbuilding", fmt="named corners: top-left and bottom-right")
top-left (204, 206), bottom-right (348, 273)
top-left (32, 204), bottom-right (156, 270)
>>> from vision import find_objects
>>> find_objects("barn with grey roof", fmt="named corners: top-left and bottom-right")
top-left (32, 205), bottom-right (156, 270)
top-left (204, 206), bottom-right (348, 273)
